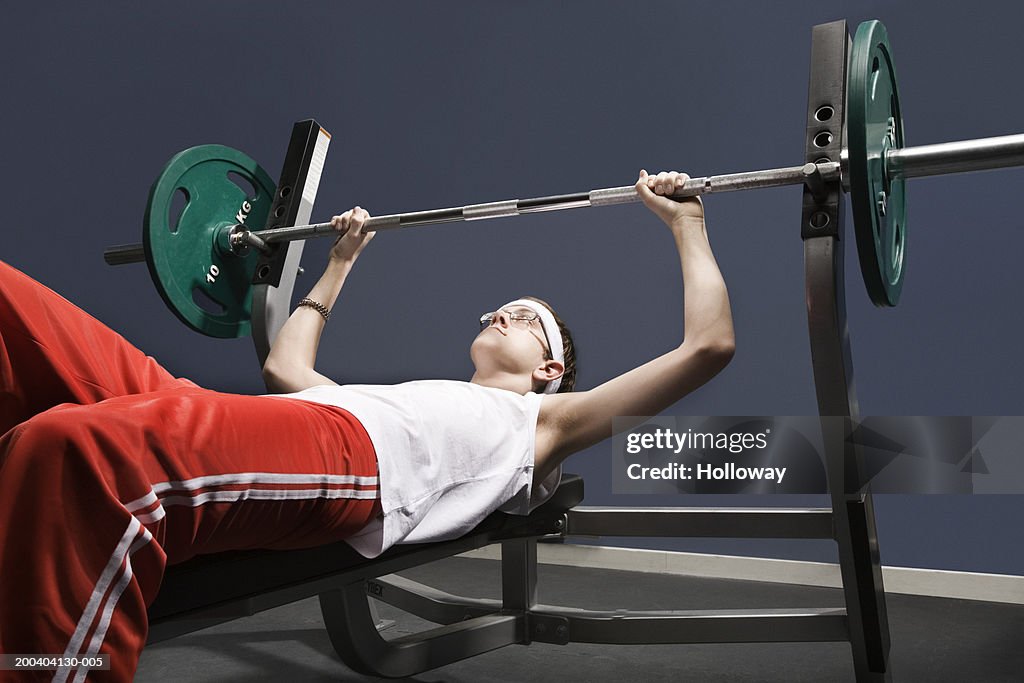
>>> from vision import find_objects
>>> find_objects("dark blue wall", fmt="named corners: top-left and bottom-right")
top-left (3, 2), bottom-right (1021, 575)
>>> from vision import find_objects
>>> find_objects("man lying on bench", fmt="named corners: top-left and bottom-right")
top-left (0, 171), bottom-right (733, 682)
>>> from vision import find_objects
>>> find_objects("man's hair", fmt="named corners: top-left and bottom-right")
top-left (521, 295), bottom-right (577, 393)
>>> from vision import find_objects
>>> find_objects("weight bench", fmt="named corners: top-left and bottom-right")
top-left (134, 20), bottom-right (896, 680)
top-left (145, 472), bottom-right (856, 679)
top-left (147, 474), bottom-right (585, 677)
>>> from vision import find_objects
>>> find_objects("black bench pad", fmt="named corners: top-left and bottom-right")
top-left (147, 473), bottom-right (583, 625)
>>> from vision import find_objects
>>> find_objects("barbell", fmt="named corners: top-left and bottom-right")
top-left (104, 20), bottom-right (1024, 336)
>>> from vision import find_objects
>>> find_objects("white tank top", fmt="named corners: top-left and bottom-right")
top-left (276, 380), bottom-right (560, 557)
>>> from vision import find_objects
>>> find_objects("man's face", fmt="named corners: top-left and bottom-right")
top-left (471, 306), bottom-right (550, 376)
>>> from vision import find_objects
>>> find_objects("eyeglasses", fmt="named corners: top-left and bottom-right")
top-left (479, 308), bottom-right (552, 358)
top-left (478, 308), bottom-right (540, 330)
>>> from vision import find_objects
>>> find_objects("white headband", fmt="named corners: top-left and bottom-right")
top-left (502, 298), bottom-right (564, 394)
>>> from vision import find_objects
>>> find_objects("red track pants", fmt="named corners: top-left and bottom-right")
top-left (0, 260), bottom-right (380, 682)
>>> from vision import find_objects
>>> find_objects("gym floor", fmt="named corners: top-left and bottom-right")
top-left (137, 556), bottom-right (1022, 682)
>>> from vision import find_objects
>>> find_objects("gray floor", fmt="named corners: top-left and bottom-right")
top-left (138, 557), bottom-right (1024, 682)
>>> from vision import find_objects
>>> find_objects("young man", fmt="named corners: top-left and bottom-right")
top-left (0, 170), bottom-right (732, 681)
top-left (263, 169), bottom-right (735, 554)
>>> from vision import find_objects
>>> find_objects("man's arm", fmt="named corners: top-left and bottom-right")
top-left (535, 171), bottom-right (735, 477)
top-left (262, 207), bottom-right (373, 393)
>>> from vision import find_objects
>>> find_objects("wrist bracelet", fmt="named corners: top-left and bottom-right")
top-left (297, 297), bottom-right (331, 321)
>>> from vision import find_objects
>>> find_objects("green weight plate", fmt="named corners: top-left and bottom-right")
top-left (142, 145), bottom-right (275, 337)
top-left (849, 20), bottom-right (906, 307)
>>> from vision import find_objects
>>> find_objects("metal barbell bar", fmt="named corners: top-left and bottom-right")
top-left (103, 132), bottom-right (1024, 267)
top-left (100, 18), bottom-right (1024, 336)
